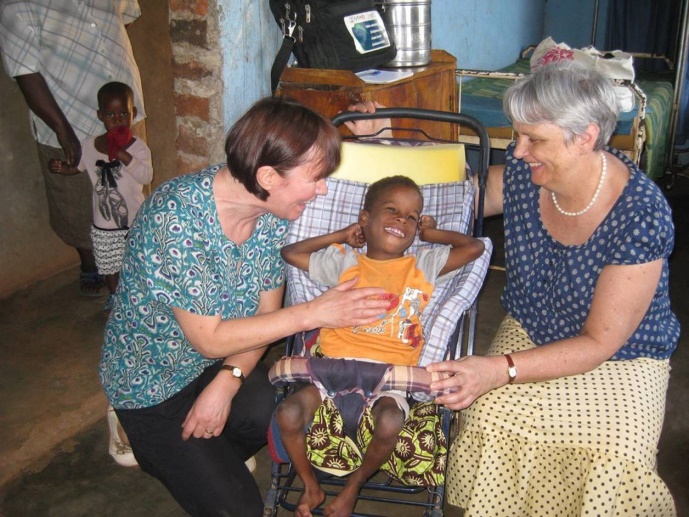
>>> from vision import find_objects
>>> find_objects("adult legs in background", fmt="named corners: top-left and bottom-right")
top-left (36, 143), bottom-right (104, 296)
top-left (116, 361), bottom-right (275, 517)
top-left (35, 119), bottom-right (148, 296)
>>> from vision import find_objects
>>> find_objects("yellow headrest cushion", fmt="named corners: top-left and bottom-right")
top-left (331, 141), bottom-right (466, 185)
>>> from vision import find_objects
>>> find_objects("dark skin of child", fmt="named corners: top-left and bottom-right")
top-left (48, 92), bottom-right (138, 297)
top-left (278, 183), bottom-right (485, 517)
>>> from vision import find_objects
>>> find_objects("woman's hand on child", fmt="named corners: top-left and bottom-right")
top-left (418, 215), bottom-right (437, 241)
top-left (427, 355), bottom-right (506, 410)
top-left (307, 277), bottom-right (390, 329)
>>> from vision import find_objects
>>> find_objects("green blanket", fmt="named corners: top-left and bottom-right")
top-left (458, 58), bottom-right (673, 179)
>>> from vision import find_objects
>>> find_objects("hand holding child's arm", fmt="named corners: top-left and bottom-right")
top-left (281, 223), bottom-right (366, 272)
top-left (418, 216), bottom-right (485, 275)
top-left (48, 158), bottom-right (81, 176)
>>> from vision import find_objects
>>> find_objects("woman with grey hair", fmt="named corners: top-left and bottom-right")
top-left (419, 60), bottom-right (679, 515)
top-left (350, 60), bottom-right (678, 515)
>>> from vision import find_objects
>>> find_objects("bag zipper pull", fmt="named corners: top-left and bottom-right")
top-left (306, 4), bottom-right (311, 23)
top-left (281, 3), bottom-right (296, 40)
top-left (287, 13), bottom-right (297, 39)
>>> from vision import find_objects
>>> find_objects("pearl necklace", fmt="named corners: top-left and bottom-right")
top-left (551, 152), bottom-right (607, 217)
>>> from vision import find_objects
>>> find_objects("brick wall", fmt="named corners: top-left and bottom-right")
top-left (169, 0), bottom-right (226, 174)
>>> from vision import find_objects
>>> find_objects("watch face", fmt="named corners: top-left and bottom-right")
top-left (508, 366), bottom-right (517, 378)
top-left (231, 367), bottom-right (242, 377)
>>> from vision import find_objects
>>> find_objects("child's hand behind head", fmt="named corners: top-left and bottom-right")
top-left (342, 223), bottom-right (366, 249)
top-left (418, 215), bottom-right (437, 241)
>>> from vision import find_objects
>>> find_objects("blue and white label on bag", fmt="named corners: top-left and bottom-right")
top-left (344, 10), bottom-right (391, 54)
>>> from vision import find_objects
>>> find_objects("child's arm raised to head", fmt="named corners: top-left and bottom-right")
top-left (118, 140), bottom-right (153, 185)
top-left (281, 223), bottom-right (365, 272)
top-left (418, 216), bottom-right (484, 276)
top-left (48, 158), bottom-right (82, 176)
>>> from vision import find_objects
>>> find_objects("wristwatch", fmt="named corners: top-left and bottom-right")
top-left (220, 364), bottom-right (245, 384)
top-left (505, 354), bottom-right (517, 384)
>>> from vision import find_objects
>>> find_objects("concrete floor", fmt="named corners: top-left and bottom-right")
top-left (0, 178), bottom-right (687, 516)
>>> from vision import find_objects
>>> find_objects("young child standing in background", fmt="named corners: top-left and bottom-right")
top-left (49, 81), bottom-right (152, 311)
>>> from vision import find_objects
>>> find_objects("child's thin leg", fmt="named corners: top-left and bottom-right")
top-left (324, 396), bottom-right (405, 517)
top-left (105, 272), bottom-right (119, 294)
top-left (275, 384), bottom-right (324, 517)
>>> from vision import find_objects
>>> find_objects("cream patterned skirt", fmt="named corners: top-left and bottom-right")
top-left (446, 315), bottom-right (676, 517)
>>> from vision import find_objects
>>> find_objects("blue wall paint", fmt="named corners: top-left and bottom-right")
top-left (543, 0), bottom-right (609, 49)
top-left (220, 1), bottom-right (614, 130)
top-left (220, 1), bottom-right (548, 128)
top-left (218, 1), bottom-right (687, 151)
top-left (220, 0), bottom-right (280, 132)
top-left (433, 0), bottom-right (545, 69)
top-left (217, 1), bottom-right (548, 131)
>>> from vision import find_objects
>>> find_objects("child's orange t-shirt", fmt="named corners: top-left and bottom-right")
top-left (308, 244), bottom-right (450, 366)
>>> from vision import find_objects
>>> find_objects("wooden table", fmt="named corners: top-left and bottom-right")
top-left (276, 50), bottom-right (458, 140)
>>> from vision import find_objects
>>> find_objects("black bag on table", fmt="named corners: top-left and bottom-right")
top-left (269, 0), bottom-right (397, 93)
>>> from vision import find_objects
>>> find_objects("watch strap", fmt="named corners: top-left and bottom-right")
top-left (505, 354), bottom-right (517, 384)
top-left (220, 364), bottom-right (245, 384)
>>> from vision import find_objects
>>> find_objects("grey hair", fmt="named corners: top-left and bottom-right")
top-left (503, 60), bottom-right (619, 150)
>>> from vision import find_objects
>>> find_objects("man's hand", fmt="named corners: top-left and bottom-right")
top-left (55, 126), bottom-right (81, 166)
top-left (15, 73), bottom-right (82, 166)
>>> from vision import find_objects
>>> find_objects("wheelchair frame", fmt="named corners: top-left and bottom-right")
top-left (263, 109), bottom-right (490, 517)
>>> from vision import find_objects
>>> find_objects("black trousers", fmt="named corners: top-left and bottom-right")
top-left (116, 361), bottom-right (275, 517)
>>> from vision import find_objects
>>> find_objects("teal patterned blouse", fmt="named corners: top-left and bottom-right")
top-left (100, 165), bottom-right (288, 409)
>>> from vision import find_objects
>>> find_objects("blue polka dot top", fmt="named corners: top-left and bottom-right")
top-left (501, 143), bottom-right (680, 360)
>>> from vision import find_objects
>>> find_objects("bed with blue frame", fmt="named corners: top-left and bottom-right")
top-left (455, 50), bottom-right (674, 180)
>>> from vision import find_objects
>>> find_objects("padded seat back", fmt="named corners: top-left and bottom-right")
top-left (331, 141), bottom-right (467, 184)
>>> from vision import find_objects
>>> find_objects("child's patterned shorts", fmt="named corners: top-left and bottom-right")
top-left (91, 226), bottom-right (129, 275)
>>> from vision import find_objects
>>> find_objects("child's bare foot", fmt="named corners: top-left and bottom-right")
top-left (295, 487), bottom-right (325, 517)
top-left (323, 484), bottom-right (359, 517)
